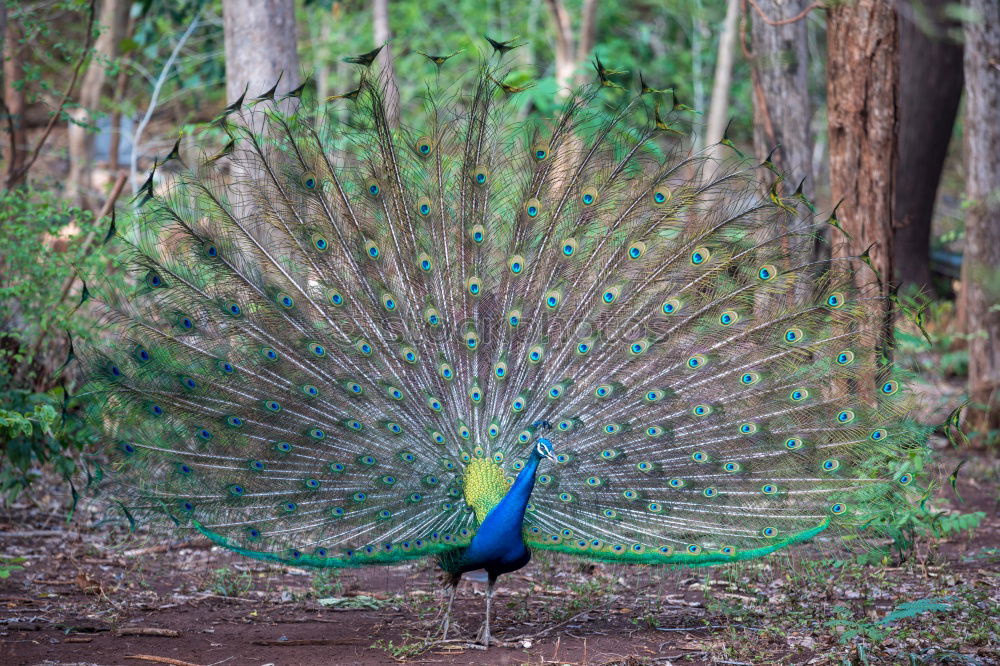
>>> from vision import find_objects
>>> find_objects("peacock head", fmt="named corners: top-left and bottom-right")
top-left (535, 437), bottom-right (557, 462)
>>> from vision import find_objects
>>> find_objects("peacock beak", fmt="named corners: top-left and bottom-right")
top-left (543, 449), bottom-right (558, 462)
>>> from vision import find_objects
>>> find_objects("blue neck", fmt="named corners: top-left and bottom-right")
top-left (494, 450), bottom-right (542, 524)
top-left (459, 450), bottom-right (543, 572)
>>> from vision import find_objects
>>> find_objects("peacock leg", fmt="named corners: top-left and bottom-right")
top-left (476, 578), bottom-right (497, 646)
top-left (440, 582), bottom-right (457, 640)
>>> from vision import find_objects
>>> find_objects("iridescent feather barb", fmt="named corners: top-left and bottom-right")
top-left (82, 49), bottom-right (929, 581)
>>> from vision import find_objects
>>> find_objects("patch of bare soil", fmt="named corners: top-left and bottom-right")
top-left (2, 444), bottom-right (997, 666)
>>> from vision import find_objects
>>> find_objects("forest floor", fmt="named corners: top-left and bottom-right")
top-left (0, 443), bottom-right (997, 666)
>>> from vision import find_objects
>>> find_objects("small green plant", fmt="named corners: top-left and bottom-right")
top-left (826, 597), bottom-right (954, 644)
top-left (206, 567), bottom-right (253, 597)
top-left (0, 557), bottom-right (26, 579)
top-left (311, 568), bottom-right (343, 597)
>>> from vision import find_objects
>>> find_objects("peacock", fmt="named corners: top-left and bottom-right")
top-left (83, 39), bottom-right (928, 647)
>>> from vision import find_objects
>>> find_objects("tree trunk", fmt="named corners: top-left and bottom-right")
top-left (3, 14), bottom-right (27, 188)
top-left (546, 0), bottom-right (600, 93)
top-left (750, 0), bottom-right (813, 202)
top-left (827, 0), bottom-right (899, 353)
top-left (961, 0), bottom-right (1000, 443)
top-left (704, 0), bottom-right (740, 175)
top-left (222, 0), bottom-right (301, 105)
top-left (893, 0), bottom-right (963, 293)
top-left (372, 0), bottom-right (399, 127)
top-left (67, 0), bottom-right (129, 208)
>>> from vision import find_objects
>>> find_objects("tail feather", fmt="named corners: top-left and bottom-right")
top-left (83, 56), bottom-right (927, 568)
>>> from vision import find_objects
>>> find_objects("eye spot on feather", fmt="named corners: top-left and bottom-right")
top-left (518, 430), bottom-right (531, 443)
top-left (686, 544), bottom-right (702, 554)
top-left (525, 198), bottom-right (541, 217)
top-left (356, 340), bottom-right (373, 356)
top-left (309, 428), bottom-right (325, 439)
top-left (636, 461), bottom-right (655, 473)
top-left (225, 415), bottom-right (242, 427)
top-left (580, 187), bottom-right (599, 206)
top-left (646, 426), bottom-right (664, 438)
top-left (739, 422), bottom-right (757, 434)
top-left (228, 484), bottom-right (245, 497)
top-left (687, 354), bottom-right (705, 369)
top-left (826, 292), bottom-right (845, 308)
top-left (561, 238), bottom-right (578, 256)
top-left (302, 384), bottom-right (319, 397)
top-left (312, 234), bottom-right (329, 251)
top-left (329, 462), bottom-right (346, 473)
top-left (467, 276), bottom-right (482, 296)
top-left (472, 166), bottom-right (489, 184)
top-left (275, 441), bottom-right (293, 453)
top-left (761, 484), bottom-right (778, 495)
top-left (558, 419), bottom-right (574, 431)
top-left (668, 478), bottom-right (685, 488)
top-left (528, 345), bottom-right (544, 363)
top-left (758, 264), bottom-right (776, 280)
top-left (762, 527), bottom-right (777, 537)
top-left (415, 137), bottom-right (433, 156)
top-left (417, 253), bottom-right (433, 271)
top-left (652, 185), bottom-right (671, 204)
top-left (149, 404), bottom-right (164, 416)
top-left (622, 489), bottom-right (639, 501)
top-left (691, 404), bottom-right (711, 416)
top-left (691, 451), bottom-right (709, 463)
top-left (690, 247), bottom-right (710, 265)
top-left (586, 476), bottom-right (602, 487)
top-left (427, 396), bottom-right (443, 412)
top-left (599, 448), bottom-right (620, 460)
top-left (218, 361), bottom-right (235, 374)
top-left (740, 372), bottom-right (760, 385)
top-left (790, 388), bottom-right (809, 402)
top-left (135, 345), bottom-right (150, 363)
top-left (301, 172), bottom-right (318, 190)
top-left (601, 286), bottom-right (620, 304)
top-left (577, 340), bottom-right (592, 354)
top-left (719, 310), bottom-right (738, 326)
top-left (898, 473), bottom-right (913, 485)
top-left (784, 328), bottom-right (803, 343)
top-left (145, 271), bottom-right (165, 288)
top-left (661, 298), bottom-right (681, 315)
top-left (703, 487), bottom-right (717, 498)
top-left (881, 380), bottom-right (899, 395)
top-left (646, 502), bottom-right (663, 513)
top-left (603, 423), bottom-right (622, 435)
top-left (830, 503), bottom-right (847, 514)
top-left (197, 428), bottom-right (213, 441)
top-left (386, 422), bottom-right (402, 434)
top-left (178, 315), bottom-right (194, 330)
top-left (822, 459), bottom-right (840, 472)
top-left (365, 240), bottom-right (380, 259)
top-left (836, 410), bottom-right (855, 423)
top-left (203, 242), bottom-right (219, 258)
top-left (629, 340), bottom-right (649, 356)
top-left (366, 181), bottom-right (380, 197)
top-left (400, 345), bottom-right (417, 363)
top-left (628, 242), bottom-right (646, 259)
top-left (532, 144), bottom-right (549, 161)
top-left (870, 428), bottom-right (887, 441)
top-left (416, 197), bottom-right (432, 216)
top-left (784, 437), bottom-right (803, 450)
top-left (837, 350), bottom-right (855, 365)
top-left (509, 255), bottom-right (525, 274)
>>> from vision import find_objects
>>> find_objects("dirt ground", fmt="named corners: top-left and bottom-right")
top-left (1, 444), bottom-right (997, 666)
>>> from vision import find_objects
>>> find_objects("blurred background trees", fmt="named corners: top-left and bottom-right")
top-left (0, 0), bottom-right (997, 501)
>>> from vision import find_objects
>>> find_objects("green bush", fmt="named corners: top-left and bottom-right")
top-left (0, 187), bottom-right (108, 502)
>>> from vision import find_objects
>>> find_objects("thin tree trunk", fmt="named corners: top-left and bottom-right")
top-left (3, 16), bottom-right (27, 188)
top-left (750, 0), bottom-right (813, 201)
top-left (827, 0), bottom-right (899, 355)
top-left (705, 0), bottom-right (740, 173)
top-left (961, 0), bottom-right (1000, 442)
top-left (372, 0), bottom-right (398, 127)
top-left (222, 0), bottom-right (301, 105)
top-left (67, 0), bottom-right (129, 208)
top-left (893, 0), bottom-right (963, 293)
top-left (547, 0), bottom-right (600, 94)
